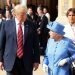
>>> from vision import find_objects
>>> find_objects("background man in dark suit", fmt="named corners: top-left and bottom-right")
top-left (0, 4), bottom-right (40, 75)
top-left (27, 6), bottom-right (38, 26)
top-left (37, 5), bottom-right (49, 55)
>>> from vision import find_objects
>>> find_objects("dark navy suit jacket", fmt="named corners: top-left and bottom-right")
top-left (0, 19), bottom-right (40, 71)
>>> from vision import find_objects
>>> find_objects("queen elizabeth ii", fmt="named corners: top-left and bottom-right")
top-left (43, 21), bottom-right (75, 75)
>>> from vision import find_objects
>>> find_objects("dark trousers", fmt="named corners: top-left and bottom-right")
top-left (7, 57), bottom-right (32, 75)
top-left (71, 67), bottom-right (75, 75)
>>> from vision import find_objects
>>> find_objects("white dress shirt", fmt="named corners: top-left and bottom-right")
top-left (15, 18), bottom-right (24, 42)
top-left (15, 18), bottom-right (24, 35)
top-left (64, 23), bottom-right (75, 67)
top-left (45, 13), bottom-right (50, 23)
top-left (64, 23), bottom-right (75, 43)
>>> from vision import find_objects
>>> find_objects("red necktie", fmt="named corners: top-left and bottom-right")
top-left (17, 23), bottom-right (23, 58)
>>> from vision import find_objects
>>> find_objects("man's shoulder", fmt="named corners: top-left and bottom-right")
top-left (6, 19), bottom-right (14, 23)
top-left (2, 19), bottom-right (15, 28)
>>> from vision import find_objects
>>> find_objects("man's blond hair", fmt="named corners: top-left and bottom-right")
top-left (14, 4), bottom-right (27, 15)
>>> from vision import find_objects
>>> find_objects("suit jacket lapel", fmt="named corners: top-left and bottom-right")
top-left (12, 19), bottom-right (17, 44)
top-left (12, 19), bottom-right (29, 45)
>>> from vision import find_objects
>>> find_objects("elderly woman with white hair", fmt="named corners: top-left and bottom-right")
top-left (43, 21), bottom-right (75, 75)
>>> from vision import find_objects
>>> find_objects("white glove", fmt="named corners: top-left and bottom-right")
top-left (58, 59), bottom-right (67, 66)
top-left (42, 64), bottom-right (48, 72)
top-left (72, 62), bottom-right (75, 67)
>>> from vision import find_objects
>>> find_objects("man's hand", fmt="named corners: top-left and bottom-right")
top-left (0, 62), bottom-right (4, 70)
top-left (58, 59), bottom-right (67, 66)
top-left (37, 28), bottom-right (41, 34)
top-left (33, 63), bottom-right (39, 71)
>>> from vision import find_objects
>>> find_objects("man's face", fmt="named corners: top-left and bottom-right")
top-left (37, 8), bottom-right (42, 15)
top-left (43, 8), bottom-right (47, 14)
top-left (67, 11), bottom-right (75, 24)
top-left (27, 8), bottom-right (33, 15)
top-left (15, 11), bottom-right (27, 23)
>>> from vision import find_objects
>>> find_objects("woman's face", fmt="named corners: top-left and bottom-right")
top-left (67, 11), bottom-right (75, 24)
top-left (49, 31), bottom-right (58, 39)
top-left (49, 31), bottom-right (62, 40)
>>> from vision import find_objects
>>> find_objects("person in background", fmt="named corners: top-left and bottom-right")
top-left (27, 6), bottom-right (38, 26)
top-left (64, 8), bottom-right (75, 43)
top-left (43, 21), bottom-right (75, 75)
top-left (3, 5), bottom-right (12, 15)
top-left (11, 8), bottom-right (15, 19)
top-left (37, 5), bottom-right (49, 55)
top-left (11, 2), bottom-right (16, 9)
top-left (0, 4), bottom-right (40, 75)
top-left (43, 6), bottom-right (50, 23)
top-left (64, 8), bottom-right (75, 75)
top-left (5, 10), bottom-right (11, 20)
top-left (0, 12), bottom-right (5, 30)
